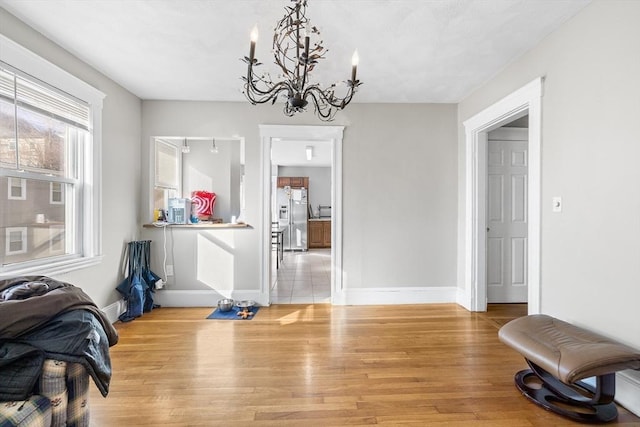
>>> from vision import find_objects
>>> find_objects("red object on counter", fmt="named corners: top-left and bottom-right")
top-left (191, 191), bottom-right (216, 219)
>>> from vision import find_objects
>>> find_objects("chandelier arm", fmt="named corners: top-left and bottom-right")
top-left (244, 64), bottom-right (270, 87)
top-left (305, 90), bottom-right (337, 121)
top-left (245, 80), bottom-right (292, 104)
top-left (245, 63), bottom-right (291, 98)
top-left (303, 83), bottom-right (356, 110)
top-left (244, 66), bottom-right (294, 105)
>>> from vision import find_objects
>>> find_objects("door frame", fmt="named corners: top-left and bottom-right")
top-left (462, 78), bottom-right (542, 313)
top-left (259, 124), bottom-right (344, 305)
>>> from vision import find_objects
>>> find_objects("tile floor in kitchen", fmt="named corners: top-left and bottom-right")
top-left (270, 248), bottom-right (331, 304)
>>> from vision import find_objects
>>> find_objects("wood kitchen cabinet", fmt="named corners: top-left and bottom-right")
top-left (277, 176), bottom-right (309, 189)
top-left (277, 177), bottom-right (288, 187)
top-left (322, 221), bottom-right (331, 247)
top-left (308, 220), bottom-right (331, 248)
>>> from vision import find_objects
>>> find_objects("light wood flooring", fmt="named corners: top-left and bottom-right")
top-left (90, 304), bottom-right (640, 426)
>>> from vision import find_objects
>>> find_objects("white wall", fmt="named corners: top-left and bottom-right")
top-left (141, 101), bottom-right (458, 302)
top-left (0, 8), bottom-right (142, 310)
top-left (457, 0), bottom-right (640, 411)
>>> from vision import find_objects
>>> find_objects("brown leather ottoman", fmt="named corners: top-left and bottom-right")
top-left (499, 314), bottom-right (640, 423)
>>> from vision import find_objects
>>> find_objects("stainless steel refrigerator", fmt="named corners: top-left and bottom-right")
top-left (276, 186), bottom-right (308, 251)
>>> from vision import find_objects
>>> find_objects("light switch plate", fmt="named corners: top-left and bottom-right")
top-left (552, 196), bottom-right (562, 213)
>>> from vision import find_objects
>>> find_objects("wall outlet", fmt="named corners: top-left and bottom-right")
top-left (166, 265), bottom-right (174, 276)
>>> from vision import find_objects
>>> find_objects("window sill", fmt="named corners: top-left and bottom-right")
top-left (0, 255), bottom-right (103, 280)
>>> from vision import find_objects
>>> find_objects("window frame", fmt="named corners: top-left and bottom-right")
top-left (5, 227), bottom-right (27, 255)
top-left (7, 176), bottom-right (26, 200)
top-left (152, 137), bottom-right (183, 215)
top-left (49, 181), bottom-right (64, 204)
top-left (0, 34), bottom-right (105, 278)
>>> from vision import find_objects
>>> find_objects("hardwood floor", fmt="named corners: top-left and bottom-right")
top-left (90, 304), bottom-right (640, 426)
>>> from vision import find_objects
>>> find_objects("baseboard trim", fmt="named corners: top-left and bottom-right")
top-left (154, 289), bottom-right (267, 307)
top-left (102, 298), bottom-right (125, 324)
top-left (150, 287), bottom-right (457, 307)
top-left (617, 370), bottom-right (640, 417)
top-left (456, 287), bottom-right (471, 311)
top-left (338, 286), bottom-right (457, 305)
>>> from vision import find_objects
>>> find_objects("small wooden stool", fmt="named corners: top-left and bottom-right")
top-left (499, 314), bottom-right (640, 423)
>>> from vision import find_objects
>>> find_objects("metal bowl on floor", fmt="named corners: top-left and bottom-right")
top-left (235, 300), bottom-right (256, 310)
top-left (217, 298), bottom-right (235, 312)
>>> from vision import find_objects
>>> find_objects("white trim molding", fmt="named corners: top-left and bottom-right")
top-left (259, 125), bottom-right (344, 306)
top-left (341, 286), bottom-right (457, 306)
top-left (616, 371), bottom-right (640, 417)
top-left (462, 77), bottom-right (542, 313)
top-left (139, 286), bottom-right (456, 308)
top-left (153, 289), bottom-right (264, 308)
top-left (101, 298), bottom-right (125, 324)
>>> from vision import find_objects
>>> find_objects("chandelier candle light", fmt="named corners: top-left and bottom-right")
top-left (242, 0), bottom-right (362, 121)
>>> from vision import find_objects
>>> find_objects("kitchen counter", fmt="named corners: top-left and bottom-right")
top-left (308, 218), bottom-right (331, 221)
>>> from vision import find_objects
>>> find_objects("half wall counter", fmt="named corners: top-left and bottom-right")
top-left (140, 222), bottom-right (261, 308)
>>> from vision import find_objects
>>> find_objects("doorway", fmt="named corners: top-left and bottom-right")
top-left (462, 78), bottom-right (542, 314)
top-left (271, 144), bottom-right (332, 303)
top-left (259, 125), bottom-right (345, 306)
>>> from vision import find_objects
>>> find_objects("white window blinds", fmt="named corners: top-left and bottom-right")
top-left (0, 63), bottom-right (90, 131)
top-left (155, 139), bottom-right (179, 189)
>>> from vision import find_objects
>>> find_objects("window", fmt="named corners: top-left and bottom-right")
top-left (5, 227), bottom-right (27, 255)
top-left (153, 138), bottom-right (180, 212)
top-left (0, 35), bottom-right (104, 277)
top-left (50, 182), bottom-right (63, 204)
top-left (7, 177), bottom-right (25, 200)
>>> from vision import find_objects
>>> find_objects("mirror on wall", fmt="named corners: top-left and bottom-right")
top-left (151, 136), bottom-right (245, 224)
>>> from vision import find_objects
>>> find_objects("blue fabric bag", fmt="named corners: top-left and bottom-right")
top-left (116, 241), bottom-right (152, 322)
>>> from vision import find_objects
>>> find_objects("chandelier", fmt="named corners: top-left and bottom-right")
top-left (242, 0), bottom-right (362, 121)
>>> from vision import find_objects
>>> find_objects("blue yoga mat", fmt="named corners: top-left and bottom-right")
top-left (207, 306), bottom-right (260, 320)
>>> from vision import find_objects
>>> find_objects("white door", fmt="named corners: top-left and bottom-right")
top-left (487, 128), bottom-right (528, 303)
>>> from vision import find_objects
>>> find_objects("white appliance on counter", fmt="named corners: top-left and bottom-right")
top-left (167, 198), bottom-right (191, 224)
top-left (276, 186), bottom-right (308, 251)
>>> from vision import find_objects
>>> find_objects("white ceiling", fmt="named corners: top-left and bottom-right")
top-left (0, 0), bottom-right (591, 104)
